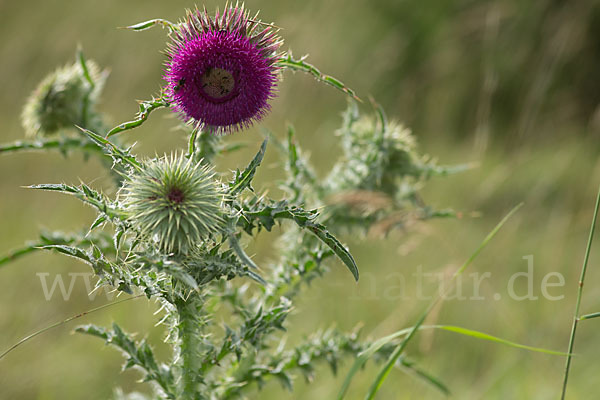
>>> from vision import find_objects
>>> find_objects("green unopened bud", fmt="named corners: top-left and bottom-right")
top-left (121, 154), bottom-right (226, 255)
top-left (21, 55), bottom-right (107, 137)
top-left (328, 111), bottom-right (425, 195)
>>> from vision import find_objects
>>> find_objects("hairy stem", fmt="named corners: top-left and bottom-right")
top-left (175, 294), bottom-right (207, 399)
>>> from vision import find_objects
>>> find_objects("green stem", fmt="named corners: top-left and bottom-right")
top-left (579, 312), bottom-right (600, 321)
top-left (561, 184), bottom-right (600, 399)
top-left (175, 295), bottom-right (205, 399)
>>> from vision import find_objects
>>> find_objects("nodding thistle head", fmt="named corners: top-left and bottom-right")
top-left (327, 107), bottom-right (430, 197)
top-left (164, 3), bottom-right (283, 134)
top-left (121, 154), bottom-right (225, 254)
top-left (21, 54), bottom-right (107, 137)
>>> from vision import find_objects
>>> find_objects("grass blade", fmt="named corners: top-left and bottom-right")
top-left (341, 203), bottom-right (523, 400)
top-left (432, 325), bottom-right (568, 356)
top-left (399, 358), bottom-right (451, 396)
top-left (0, 295), bottom-right (143, 361)
top-left (337, 320), bottom-right (566, 400)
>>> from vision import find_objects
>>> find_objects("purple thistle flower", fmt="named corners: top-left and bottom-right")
top-left (164, 4), bottom-right (283, 134)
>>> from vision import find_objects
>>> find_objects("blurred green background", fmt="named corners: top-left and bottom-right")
top-left (1, 0), bottom-right (600, 399)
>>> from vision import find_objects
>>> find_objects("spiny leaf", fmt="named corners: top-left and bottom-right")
top-left (229, 139), bottom-right (268, 196)
top-left (76, 323), bottom-right (175, 396)
top-left (77, 46), bottom-right (95, 89)
top-left (0, 231), bottom-right (112, 268)
top-left (123, 18), bottom-right (177, 32)
top-left (78, 127), bottom-right (142, 171)
top-left (0, 138), bottom-right (102, 155)
top-left (26, 183), bottom-right (122, 221)
top-left (106, 96), bottom-right (170, 138)
top-left (187, 127), bottom-right (199, 159)
top-left (277, 53), bottom-right (360, 101)
top-left (236, 199), bottom-right (358, 280)
top-left (89, 215), bottom-right (107, 232)
top-left (305, 223), bottom-right (359, 281)
top-left (39, 244), bottom-right (92, 264)
top-left (226, 233), bottom-right (266, 285)
top-left (237, 200), bottom-right (317, 234)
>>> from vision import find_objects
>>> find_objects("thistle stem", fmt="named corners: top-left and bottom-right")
top-left (561, 183), bottom-right (600, 399)
top-left (175, 295), bottom-right (205, 399)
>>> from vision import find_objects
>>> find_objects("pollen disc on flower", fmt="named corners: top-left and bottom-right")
top-left (200, 68), bottom-right (236, 100)
top-left (164, 5), bottom-right (283, 134)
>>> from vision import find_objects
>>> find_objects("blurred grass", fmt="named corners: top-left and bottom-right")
top-left (1, 0), bottom-right (600, 399)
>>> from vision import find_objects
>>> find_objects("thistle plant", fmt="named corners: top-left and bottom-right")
top-left (1, 3), bottom-right (564, 399)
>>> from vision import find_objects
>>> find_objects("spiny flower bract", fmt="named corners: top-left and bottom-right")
top-left (121, 154), bottom-right (225, 254)
top-left (164, 3), bottom-right (283, 134)
top-left (327, 110), bottom-right (431, 197)
top-left (21, 58), bottom-right (107, 137)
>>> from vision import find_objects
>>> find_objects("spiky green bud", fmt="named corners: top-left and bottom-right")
top-left (327, 109), bottom-right (430, 196)
top-left (121, 154), bottom-right (225, 254)
top-left (21, 55), bottom-right (107, 137)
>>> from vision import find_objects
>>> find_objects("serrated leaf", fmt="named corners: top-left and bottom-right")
top-left (77, 47), bottom-right (95, 89)
top-left (0, 231), bottom-right (113, 269)
top-left (89, 215), bottom-right (107, 232)
top-left (276, 53), bottom-right (360, 101)
top-left (113, 229), bottom-right (124, 250)
top-left (27, 182), bottom-right (122, 221)
top-left (229, 139), bottom-right (268, 196)
top-left (106, 96), bottom-right (170, 138)
top-left (75, 323), bottom-right (109, 340)
top-left (0, 138), bottom-right (102, 155)
top-left (39, 245), bottom-right (92, 264)
top-left (27, 183), bottom-right (78, 194)
top-left (76, 322), bottom-right (174, 396)
top-left (78, 127), bottom-right (142, 171)
top-left (306, 223), bottom-right (359, 281)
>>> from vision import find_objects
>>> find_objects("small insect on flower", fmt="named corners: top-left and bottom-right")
top-left (173, 78), bottom-right (186, 93)
top-left (164, 3), bottom-right (283, 134)
top-left (121, 154), bottom-right (226, 254)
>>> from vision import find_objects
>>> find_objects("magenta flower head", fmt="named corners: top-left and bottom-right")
top-left (164, 4), bottom-right (283, 134)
